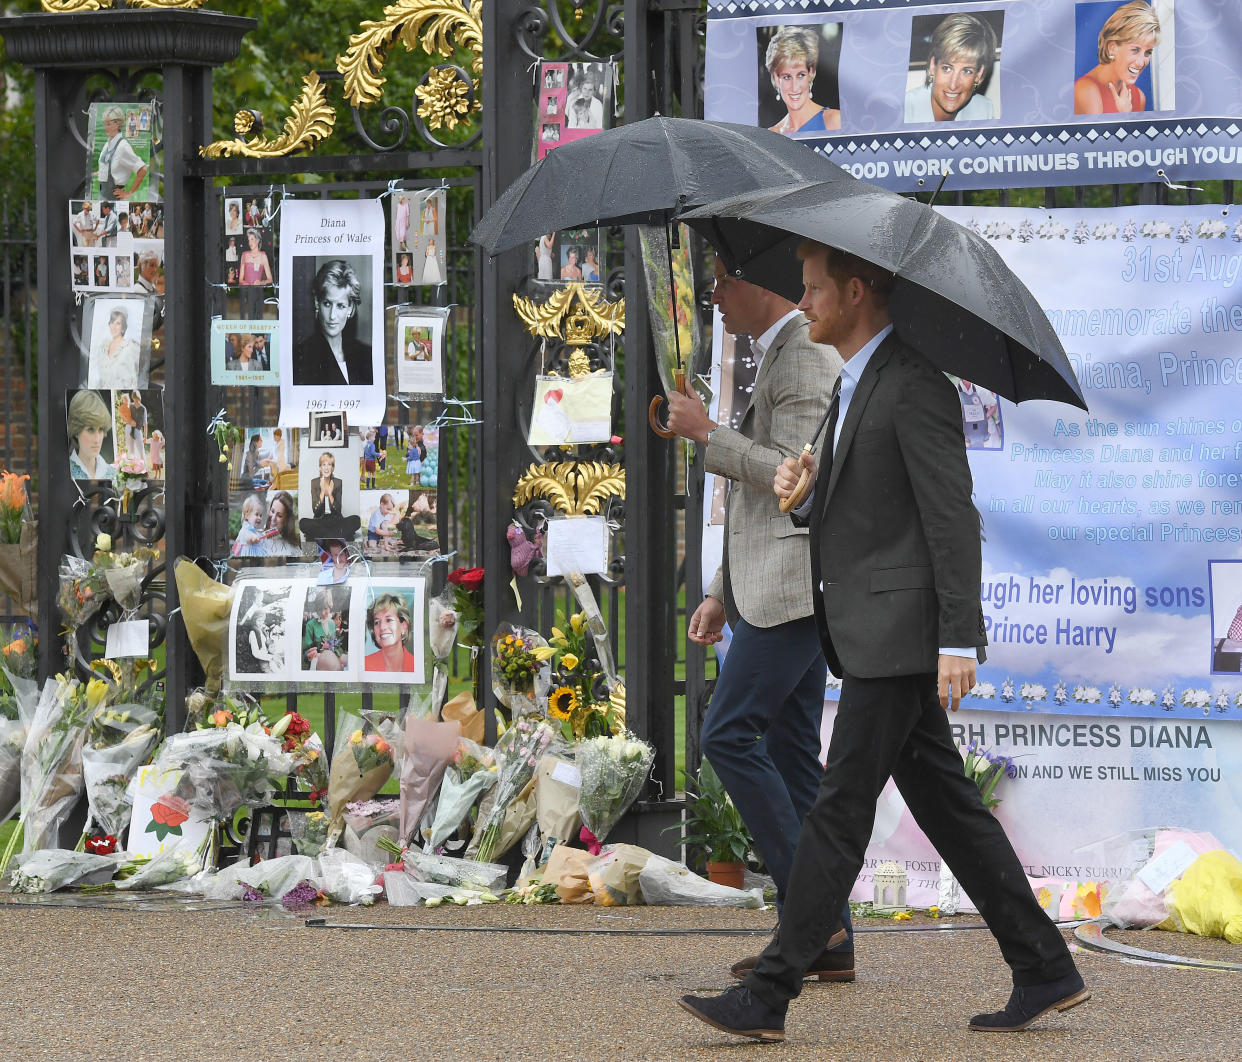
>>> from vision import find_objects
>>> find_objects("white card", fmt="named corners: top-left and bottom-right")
top-left (105, 619), bottom-right (149, 659)
top-left (550, 759), bottom-right (582, 788)
top-left (545, 516), bottom-right (607, 577)
top-left (1136, 840), bottom-right (1199, 895)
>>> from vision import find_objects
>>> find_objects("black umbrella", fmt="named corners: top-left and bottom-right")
top-left (470, 117), bottom-right (855, 255)
top-left (680, 181), bottom-right (1086, 411)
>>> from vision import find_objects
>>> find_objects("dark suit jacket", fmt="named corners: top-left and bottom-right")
top-left (806, 332), bottom-right (986, 678)
top-left (311, 476), bottom-right (344, 517)
top-left (294, 329), bottom-right (372, 387)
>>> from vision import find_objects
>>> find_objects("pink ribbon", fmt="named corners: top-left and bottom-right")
top-left (579, 825), bottom-right (601, 855)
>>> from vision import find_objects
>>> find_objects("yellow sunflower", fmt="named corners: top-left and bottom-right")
top-left (547, 686), bottom-right (578, 721)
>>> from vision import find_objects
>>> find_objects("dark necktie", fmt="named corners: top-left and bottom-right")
top-left (810, 376), bottom-right (843, 526)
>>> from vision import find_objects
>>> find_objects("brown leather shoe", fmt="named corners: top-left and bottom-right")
top-left (730, 926), bottom-right (853, 982)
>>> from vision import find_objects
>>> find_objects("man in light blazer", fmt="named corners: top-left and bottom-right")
top-left (665, 257), bottom-right (853, 979)
top-left (680, 241), bottom-right (1086, 1044)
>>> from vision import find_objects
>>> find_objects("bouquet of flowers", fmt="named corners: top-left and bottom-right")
top-left (184, 687), bottom-right (267, 732)
top-left (472, 717), bottom-right (555, 863)
top-left (94, 540), bottom-right (158, 615)
top-left (445, 567), bottom-right (485, 650)
top-left (113, 453), bottom-right (148, 514)
top-left (9, 848), bottom-right (121, 893)
top-left (961, 741), bottom-right (1019, 811)
top-left (326, 713), bottom-right (395, 844)
top-left (545, 610), bottom-right (623, 741)
top-left (427, 589), bottom-right (459, 661)
top-left (0, 624), bottom-right (38, 817)
top-left (0, 673), bottom-right (110, 872)
top-left (0, 468), bottom-right (29, 546)
top-left (114, 835), bottom-right (210, 890)
top-left (425, 738), bottom-right (497, 850)
top-left (151, 722), bottom-right (294, 819)
top-left (491, 623), bottom-right (554, 717)
top-left (273, 710), bottom-right (329, 803)
top-left (398, 714), bottom-right (461, 846)
top-left (81, 702), bottom-right (162, 839)
top-left (378, 836), bottom-right (508, 892)
top-left (577, 733), bottom-right (655, 850)
top-left (290, 809), bottom-right (329, 857)
top-left (57, 554), bottom-right (106, 632)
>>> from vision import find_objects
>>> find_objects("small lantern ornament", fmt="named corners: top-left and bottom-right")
top-left (872, 860), bottom-right (908, 912)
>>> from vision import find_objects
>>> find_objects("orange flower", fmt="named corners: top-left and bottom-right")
top-left (2, 638), bottom-right (25, 657)
top-left (373, 737), bottom-right (391, 756)
top-left (0, 470), bottom-right (27, 510)
top-left (210, 709), bottom-right (233, 727)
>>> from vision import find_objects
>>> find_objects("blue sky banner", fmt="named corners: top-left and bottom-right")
top-left (940, 204), bottom-right (1242, 721)
top-left (706, 0), bottom-right (1242, 192)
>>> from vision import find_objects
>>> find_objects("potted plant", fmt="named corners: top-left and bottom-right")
top-left (665, 757), bottom-right (755, 889)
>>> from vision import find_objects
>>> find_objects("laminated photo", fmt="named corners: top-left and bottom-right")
top-left (391, 188), bottom-right (447, 287)
top-left (395, 310), bottom-right (445, 396)
top-left (528, 374), bottom-right (614, 446)
top-left (536, 61), bottom-right (612, 159)
top-left (361, 579), bottom-right (426, 683)
top-left (297, 581), bottom-right (356, 682)
top-left (111, 389), bottom-right (166, 483)
top-left (230, 582), bottom-right (295, 680)
top-left (66, 388), bottom-right (116, 482)
top-left (69, 199), bottom-right (164, 294)
top-left (87, 101), bottom-right (155, 202)
top-left (279, 198), bottom-right (386, 426)
top-left (85, 296), bottom-right (152, 389)
top-left (297, 434), bottom-right (363, 542)
top-left (210, 319), bottom-right (279, 386)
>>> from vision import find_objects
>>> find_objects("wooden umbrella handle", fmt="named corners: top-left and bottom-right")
top-left (648, 370), bottom-right (687, 438)
top-left (778, 444), bottom-right (815, 514)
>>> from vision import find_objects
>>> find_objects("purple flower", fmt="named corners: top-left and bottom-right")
top-left (281, 880), bottom-right (321, 909)
top-left (240, 883), bottom-right (265, 903)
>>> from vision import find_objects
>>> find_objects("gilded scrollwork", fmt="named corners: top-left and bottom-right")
top-left (513, 461), bottom-right (625, 517)
top-left (512, 283), bottom-right (625, 345)
top-left (199, 71), bottom-right (335, 160)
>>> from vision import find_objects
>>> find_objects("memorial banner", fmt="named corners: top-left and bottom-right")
top-left (944, 204), bottom-right (1242, 723)
top-left (706, 0), bottom-right (1242, 192)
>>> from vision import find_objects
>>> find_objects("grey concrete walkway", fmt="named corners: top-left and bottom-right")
top-left (0, 896), bottom-right (1238, 1061)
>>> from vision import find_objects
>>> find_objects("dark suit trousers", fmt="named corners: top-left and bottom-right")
top-left (700, 616), bottom-right (852, 947)
top-left (745, 670), bottom-right (1074, 1009)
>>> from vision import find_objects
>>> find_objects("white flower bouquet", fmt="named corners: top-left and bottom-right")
top-left (81, 703), bottom-right (162, 838)
top-left (577, 734), bottom-right (654, 848)
top-left (9, 848), bottom-right (121, 893)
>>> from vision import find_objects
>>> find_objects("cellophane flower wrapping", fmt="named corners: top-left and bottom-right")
top-left (471, 717), bottom-right (555, 864)
top-left (491, 623), bottom-right (552, 718)
top-left (289, 810), bottom-right (329, 857)
top-left (326, 712), bottom-right (395, 845)
top-left (0, 659), bottom-right (39, 818)
top-left (342, 797), bottom-right (400, 866)
top-left (81, 702), bottom-right (161, 839)
top-left (152, 722), bottom-right (294, 819)
top-left (56, 555), bottom-right (106, 632)
top-left (401, 845), bottom-right (507, 892)
top-left (427, 590), bottom-right (459, 661)
top-left (9, 848), bottom-right (122, 893)
top-left (97, 550), bottom-right (153, 615)
top-left (577, 734), bottom-right (655, 845)
top-left (15, 674), bottom-right (108, 855)
top-left (637, 853), bottom-right (764, 908)
top-left (115, 835), bottom-right (209, 890)
top-left (425, 737), bottom-right (497, 849)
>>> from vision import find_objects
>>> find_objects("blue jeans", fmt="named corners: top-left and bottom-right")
top-left (700, 615), bottom-right (853, 950)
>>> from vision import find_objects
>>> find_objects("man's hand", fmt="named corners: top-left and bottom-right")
top-left (774, 452), bottom-right (816, 500)
top-left (938, 654), bottom-right (977, 712)
top-left (666, 386), bottom-right (715, 446)
top-left (687, 596), bottom-right (726, 646)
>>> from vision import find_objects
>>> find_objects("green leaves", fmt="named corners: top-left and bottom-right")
top-left (664, 758), bottom-right (757, 869)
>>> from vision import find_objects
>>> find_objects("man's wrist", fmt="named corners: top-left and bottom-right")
top-left (701, 421), bottom-right (720, 447)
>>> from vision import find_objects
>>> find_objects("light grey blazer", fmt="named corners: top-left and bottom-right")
top-left (705, 314), bottom-right (843, 628)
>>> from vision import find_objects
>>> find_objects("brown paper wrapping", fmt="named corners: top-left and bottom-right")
top-left (541, 843), bottom-right (594, 904)
top-left (0, 522), bottom-right (38, 615)
top-left (587, 843), bottom-right (652, 906)
top-left (441, 690), bottom-right (484, 745)
top-left (466, 775), bottom-right (537, 861)
top-left (535, 755), bottom-right (581, 846)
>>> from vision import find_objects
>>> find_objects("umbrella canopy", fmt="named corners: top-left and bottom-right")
top-left (470, 117), bottom-right (855, 256)
top-left (681, 181), bottom-right (1086, 410)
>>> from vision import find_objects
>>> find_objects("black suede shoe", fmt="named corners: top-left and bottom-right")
top-left (969, 970), bottom-right (1090, 1032)
top-left (730, 924), bottom-right (850, 981)
top-left (678, 985), bottom-right (786, 1043)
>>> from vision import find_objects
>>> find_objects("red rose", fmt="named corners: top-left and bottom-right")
top-left (447, 567), bottom-right (484, 592)
top-left (150, 795), bottom-right (191, 829)
top-left (85, 834), bottom-right (118, 855)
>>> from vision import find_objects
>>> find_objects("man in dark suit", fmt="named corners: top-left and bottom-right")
top-left (679, 241), bottom-right (1087, 1043)
top-left (293, 260), bottom-right (373, 387)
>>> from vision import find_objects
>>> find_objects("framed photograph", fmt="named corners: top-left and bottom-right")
top-left (66, 388), bottom-right (117, 482)
top-left (297, 581), bottom-right (357, 682)
top-left (111, 388), bottom-right (166, 483)
top-left (394, 309), bottom-right (445, 396)
top-left (210, 319), bottom-right (279, 386)
top-left (904, 11), bottom-right (1004, 125)
top-left (279, 198), bottom-right (386, 427)
top-left (309, 411), bottom-right (348, 448)
top-left (361, 578), bottom-right (426, 683)
top-left (85, 295), bottom-right (153, 390)
top-left (87, 101), bottom-right (155, 203)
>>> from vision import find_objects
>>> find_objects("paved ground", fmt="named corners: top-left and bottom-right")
top-left (0, 895), bottom-right (1238, 1062)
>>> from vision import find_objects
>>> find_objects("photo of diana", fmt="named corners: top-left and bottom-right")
top-left (755, 24), bottom-right (844, 136)
top-left (1074, 1), bottom-right (1164, 116)
top-left (290, 258), bottom-right (374, 387)
top-left (363, 590), bottom-right (417, 675)
top-left (904, 12), bottom-right (1002, 124)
